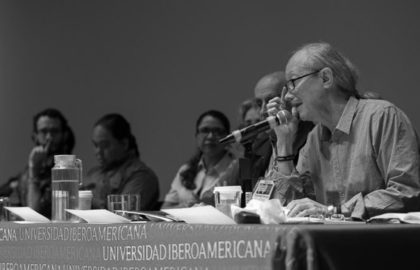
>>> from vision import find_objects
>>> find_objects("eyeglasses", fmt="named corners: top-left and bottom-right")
top-left (197, 127), bottom-right (226, 137)
top-left (37, 127), bottom-right (62, 137)
top-left (284, 70), bottom-right (321, 93)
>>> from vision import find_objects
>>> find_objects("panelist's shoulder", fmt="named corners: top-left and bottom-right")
top-left (360, 99), bottom-right (403, 115)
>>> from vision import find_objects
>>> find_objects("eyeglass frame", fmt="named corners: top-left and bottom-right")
top-left (196, 127), bottom-right (227, 137)
top-left (283, 69), bottom-right (322, 94)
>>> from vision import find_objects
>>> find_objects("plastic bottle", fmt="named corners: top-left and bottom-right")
top-left (51, 155), bottom-right (82, 222)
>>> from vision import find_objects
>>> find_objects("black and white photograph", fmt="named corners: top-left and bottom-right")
top-left (1, 1), bottom-right (420, 269)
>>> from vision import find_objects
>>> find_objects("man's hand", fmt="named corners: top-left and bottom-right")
top-left (28, 140), bottom-right (51, 177)
top-left (266, 97), bottom-right (299, 142)
top-left (286, 198), bottom-right (327, 217)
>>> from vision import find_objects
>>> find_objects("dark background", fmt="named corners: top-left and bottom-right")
top-left (1, 0), bottom-right (419, 199)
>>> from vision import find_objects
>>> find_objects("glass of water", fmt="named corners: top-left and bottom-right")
top-left (0, 197), bottom-right (10, 221)
top-left (107, 194), bottom-right (141, 215)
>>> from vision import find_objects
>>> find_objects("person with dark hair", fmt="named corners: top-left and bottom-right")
top-left (228, 98), bottom-right (262, 159)
top-left (83, 113), bottom-right (159, 210)
top-left (238, 98), bottom-right (261, 129)
top-left (268, 42), bottom-right (420, 219)
top-left (227, 72), bottom-right (314, 206)
top-left (251, 71), bottom-right (314, 172)
top-left (0, 108), bottom-right (75, 218)
top-left (162, 110), bottom-right (239, 208)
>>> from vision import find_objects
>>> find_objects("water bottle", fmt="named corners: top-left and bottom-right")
top-left (51, 155), bottom-right (82, 222)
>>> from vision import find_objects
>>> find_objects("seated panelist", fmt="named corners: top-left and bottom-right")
top-left (162, 110), bottom-right (239, 209)
top-left (224, 72), bottom-right (314, 206)
top-left (228, 98), bottom-right (262, 159)
top-left (83, 113), bottom-right (159, 211)
top-left (239, 98), bottom-right (261, 129)
top-left (267, 42), bottom-right (420, 219)
top-left (0, 108), bottom-right (74, 218)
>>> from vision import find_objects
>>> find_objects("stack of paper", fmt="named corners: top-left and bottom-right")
top-left (162, 205), bottom-right (236, 224)
top-left (5, 207), bottom-right (131, 224)
top-left (368, 212), bottom-right (420, 224)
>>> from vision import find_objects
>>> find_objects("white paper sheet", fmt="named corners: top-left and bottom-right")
top-left (368, 212), bottom-right (420, 224)
top-left (66, 209), bottom-right (131, 223)
top-left (162, 205), bottom-right (236, 224)
top-left (5, 207), bottom-right (50, 223)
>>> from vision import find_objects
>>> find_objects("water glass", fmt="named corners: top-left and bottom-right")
top-left (107, 194), bottom-right (141, 214)
top-left (214, 186), bottom-right (242, 218)
top-left (0, 197), bottom-right (10, 221)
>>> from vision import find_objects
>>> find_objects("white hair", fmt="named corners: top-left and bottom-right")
top-left (295, 42), bottom-right (361, 98)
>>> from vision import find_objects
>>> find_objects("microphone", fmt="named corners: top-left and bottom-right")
top-left (219, 110), bottom-right (292, 145)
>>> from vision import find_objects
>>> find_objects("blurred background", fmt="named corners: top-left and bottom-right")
top-left (1, 0), bottom-right (419, 199)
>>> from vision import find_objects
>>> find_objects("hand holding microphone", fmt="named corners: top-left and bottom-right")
top-left (266, 97), bottom-right (299, 142)
top-left (219, 105), bottom-right (294, 145)
top-left (219, 96), bottom-right (299, 145)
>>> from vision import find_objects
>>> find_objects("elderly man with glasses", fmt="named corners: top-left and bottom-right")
top-left (266, 42), bottom-right (420, 220)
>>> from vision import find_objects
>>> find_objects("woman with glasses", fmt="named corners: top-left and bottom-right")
top-left (162, 110), bottom-right (238, 209)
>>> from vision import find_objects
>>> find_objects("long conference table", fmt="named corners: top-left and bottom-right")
top-left (0, 221), bottom-right (419, 270)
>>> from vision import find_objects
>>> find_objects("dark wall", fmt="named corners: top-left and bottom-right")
top-left (1, 0), bottom-right (420, 199)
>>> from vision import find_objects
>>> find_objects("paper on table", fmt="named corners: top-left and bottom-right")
top-left (66, 209), bottom-right (131, 223)
top-left (162, 206), bottom-right (236, 224)
top-left (368, 212), bottom-right (420, 224)
top-left (5, 207), bottom-right (50, 223)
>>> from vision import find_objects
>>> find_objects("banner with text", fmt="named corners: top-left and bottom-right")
top-left (0, 222), bottom-right (285, 270)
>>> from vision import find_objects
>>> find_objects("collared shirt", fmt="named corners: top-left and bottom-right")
top-left (84, 155), bottom-right (159, 211)
top-left (297, 96), bottom-right (420, 219)
top-left (164, 152), bottom-right (238, 207)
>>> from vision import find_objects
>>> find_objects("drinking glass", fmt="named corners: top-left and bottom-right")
top-left (107, 194), bottom-right (141, 214)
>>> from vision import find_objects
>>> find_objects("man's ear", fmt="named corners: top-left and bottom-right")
top-left (320, 67), bottom-right (334, 89)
